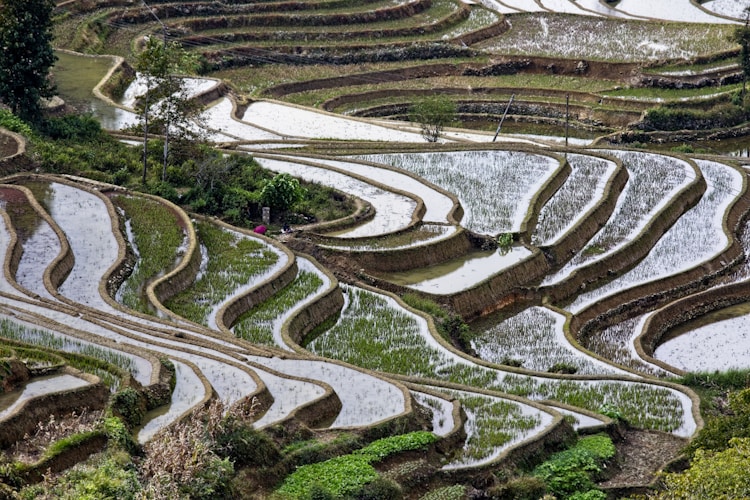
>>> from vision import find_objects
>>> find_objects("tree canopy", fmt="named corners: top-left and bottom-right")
top-left (410, 95), bottom-right (457, 142)
top-left (0, 0), bottom-right (57, 125)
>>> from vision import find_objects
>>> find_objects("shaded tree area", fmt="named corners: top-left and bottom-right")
top-left (0, 0), bottom-right (57, 125)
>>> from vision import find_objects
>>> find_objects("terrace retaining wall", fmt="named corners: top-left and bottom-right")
top-left (212, 216), bottom-right (299, 331)
top-left (0, 369), bottom-right (108, 449)
top-left (538, 155), bottom-right (628, 268)
top-left (20, 432), bottom-right (108, 485)
top-left (331, 228), bottom-right (476, 273)
top-left (519, 156), bottom-right (570, 242)
top-left (175, 0), bottom-right (432, 30)
top-left (0, 129), bottom-right (31, 175)
top-left (1, 176), bottom-right (78, 292)
top-left (283, 255), bottom-right (345, 348)
top-left (266, 59), bottom-right (640, 98)
top-left (573, 163), bottom-right (750, 346)
top-left (544, 158), bottom-right (707, 307)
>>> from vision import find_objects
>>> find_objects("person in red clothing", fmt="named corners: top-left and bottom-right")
top-left (253, 225), bottom-right (267, 235)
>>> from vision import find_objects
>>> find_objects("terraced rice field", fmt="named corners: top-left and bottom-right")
top-left (4, 0), bottom-right (750, 496)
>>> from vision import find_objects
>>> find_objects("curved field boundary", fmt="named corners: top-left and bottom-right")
top-left (0, 177), bottom-right (76, 295)
top-left (518, 153), bottom-right (570, 241)
top-left (544, 154), bottom-right (706, 306)
top-left (165, 0), bottom-right (433, 31)
top-left (276, 151), bottom-right (465, 226)
top-left (536, 152), bottom-right (628, 268)
top-left (281, 253), bottom-right (345, 350)
top-left (0, 128), bottom-right (27, 174)
top-left (572, 160), bottom-right (750, 343)
top-left (253, 152), bottom-right (427, 241)
top-left (0, 367), bottom-right (108, 449)
top-left (242, 355), bottom-right (343, 429)
top-left (265, 57), bottom-right (640, 98)
top-left (210, 216), bottom-right (299, 332)
top-left (178, 1), bottom-right (471, 45)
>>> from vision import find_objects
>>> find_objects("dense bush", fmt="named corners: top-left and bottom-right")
top-left (0, 109), bottom-right (32, 136)
top-left (532, 434), bottom-right (615, 499)
top-left (108, 387), bottom-right (146, 428)
top-left (652, 437), bottom-right (750, 500)
top-left (685, 387), bottom-right (750, 457)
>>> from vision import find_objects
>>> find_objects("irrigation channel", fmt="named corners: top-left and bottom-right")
top-left (5, 15), bottom-right (750, 481)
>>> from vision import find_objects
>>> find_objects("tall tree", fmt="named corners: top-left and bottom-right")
top-left (135, 36), bottom-right (200, 183)
top-left (0, 0), bottom-right (57, 125)
top-left (410, 95), bottom-right (456, 142)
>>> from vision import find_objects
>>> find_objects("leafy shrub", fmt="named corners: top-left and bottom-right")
top-left (0, 109), bottom-right (32, 136)
top-left (532, 434), bottom-right (615, 498)
top-left (653, 437), bottom-right (750, 500)
top-left (354, 432), bottom-right (437, 462)
top-left (41, 114), bottom-right (104, 142)
top-left (548, 362), bottom-right (578, 374)
top-left (108, 387), bottom-right (146, 428)
top-left (215, 420), bottom-right (280, 467)
top-left (685, 387), bottom-right (750, 457)
top-left (276, 455), bottom-right (378, 498)
top-left (260, 172), bottom-right (306, 213)
top-left (148, 180), bottom-right (179, 203)
top-left (20, 451), bottom-right (141, 500)
top-left (104, 416), bottom-right (136, 453)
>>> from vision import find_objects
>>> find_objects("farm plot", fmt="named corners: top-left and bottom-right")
top-left (0, 186), bottom-right (60, 300)
top-left (307, 285), bottom-right (695, 435)
top-left (232, 257), bottom-right (328, 349)
top-left (112, 194), bottom-right (188, 315)
top-left (476, 14), bottom-right (736, 61)
top-left (0, 374), bottom-right (91, 421)
top-left (531, 154), bottom-right (617, 246)
top-left (248, 354), bottom-right (408, 428)
top-left (431, 387), bottom-right (554, 469)
top-left (30, 182), bottom-right (120, 307)
top-left (244, 101), bottom-right (426, 142)
top-left (587, 315), bottom-right (674, 378)
top-left (566, 159), bottom-right (740, 313)
top-left (163, 221), bottom-right (284, 328)
top-left (298, 155), bottom-right (456, 225)
top-left (543, 151), bottom-right (698, 286)
top-left (255, 156), bottom-right (418, 238)
top-left (136, 360), bottom-right (206, 443)
top-left (614, 0), bottom-right (738, 23)
top-left (0, 314), bottom-right (151, 388)
top-left (469, 306), bottom-right (627, 375)
top-left (356, 150), bottom-right (560, 235)
top-left (654, 304), bottom-right (750, 372)
top-left (382, 246), bottom-right (533, 294)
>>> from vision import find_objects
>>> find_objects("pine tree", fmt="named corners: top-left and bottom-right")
top-left (0, 0), bottom-right (57, 125)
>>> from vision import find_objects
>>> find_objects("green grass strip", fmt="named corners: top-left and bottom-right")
top-left (164, 221), bottom-right (279, 325)
top-left (232, 270), bottom-right (323, 347)
top-left (113, 194), bottom-right (186, 315)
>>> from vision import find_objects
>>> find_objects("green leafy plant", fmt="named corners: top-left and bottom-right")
top-left (260, 172), bottom-right (306, 214)
top-left (410, 95), bottom-right (457, 142)
top-left (532, 434), bottom-right (615, 499)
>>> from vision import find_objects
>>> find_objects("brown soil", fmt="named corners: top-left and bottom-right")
top-left (0, 132), bottom-right (19, 158)
top-left (601, 429), bottom-right (687, 489)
